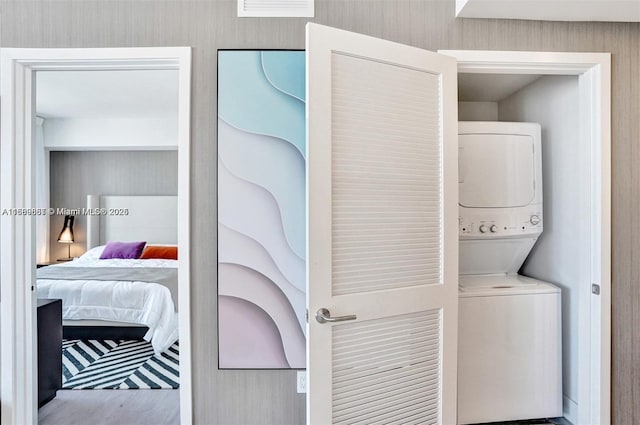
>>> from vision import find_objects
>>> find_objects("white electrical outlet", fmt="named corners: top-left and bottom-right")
top-left (297, 370), bottom-right (307, 393)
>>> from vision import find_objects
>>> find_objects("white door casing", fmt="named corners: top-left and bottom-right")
top-left (306, 23), bottom-right (459, 425)
top-left (0, 47), bottom-right (192, 425)
top-left (440, 49), bottom-right (611, 425)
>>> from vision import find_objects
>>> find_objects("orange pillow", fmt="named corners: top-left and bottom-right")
top-left (140, 245), bottom-right (178, 260)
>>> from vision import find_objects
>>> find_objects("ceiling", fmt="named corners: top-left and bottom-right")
top-left (456, 0), bottom-right (640, 22)
top-left (458, 73), bottom-right (542, 102)
top-left (36, 69), bottom-right (179, 119)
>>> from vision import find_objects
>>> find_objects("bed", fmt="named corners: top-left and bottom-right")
top-left (36, 195), bottom-right (179, 354)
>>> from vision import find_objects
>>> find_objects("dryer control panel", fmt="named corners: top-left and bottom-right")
top-left (459, 210), bottom-right (543, 238)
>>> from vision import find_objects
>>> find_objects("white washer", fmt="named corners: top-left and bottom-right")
top-left (457, 275), bottom-right (563, 424)
top-left (457, 122), bottom-right (563, 424)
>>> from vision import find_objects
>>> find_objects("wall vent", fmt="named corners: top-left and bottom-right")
top-left (238, 0), bottom-right (314, 17)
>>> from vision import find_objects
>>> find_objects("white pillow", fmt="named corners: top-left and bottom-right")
top-left (79, 245), bottom-right (106, 260)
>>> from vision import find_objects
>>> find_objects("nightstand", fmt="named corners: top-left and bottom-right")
top-left (37, 299), bottom-right (62, 407)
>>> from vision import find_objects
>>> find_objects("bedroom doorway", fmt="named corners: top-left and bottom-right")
top-left (0, 47), bottom-right (192, 424)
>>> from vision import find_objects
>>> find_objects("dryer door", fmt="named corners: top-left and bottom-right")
top-left (459, 133), bottom-right (535, 208)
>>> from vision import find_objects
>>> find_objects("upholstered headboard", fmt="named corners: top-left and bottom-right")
top-left (86, 195), bottom-right (178, 250)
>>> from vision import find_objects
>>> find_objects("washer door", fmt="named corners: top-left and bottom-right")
top-left (459, 133), bottom-right (535, 208)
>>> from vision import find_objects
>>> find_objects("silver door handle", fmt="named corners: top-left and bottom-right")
top-left (315, 308), bottom-right (357, 324)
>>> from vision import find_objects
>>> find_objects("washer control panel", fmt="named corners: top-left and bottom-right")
top-left (459, 211), bottom-right (543, 238)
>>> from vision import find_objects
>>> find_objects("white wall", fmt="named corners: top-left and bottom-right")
top-left (498, 75), bottom-right (585, 422)
top-left (43, 117), bottom-right (178, 150)
top-left (35, 117), bottom-right (50, 262)
top-left (458, 101), bottom-right (498, 121)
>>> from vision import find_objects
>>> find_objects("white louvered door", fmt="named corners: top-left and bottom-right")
top-left (306, 23), bottom-right (458, 425)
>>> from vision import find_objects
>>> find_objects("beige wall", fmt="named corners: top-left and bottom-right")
top-left (3, 1), bottom-right (639, 423)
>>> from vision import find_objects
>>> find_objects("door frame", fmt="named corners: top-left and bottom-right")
top-left (0, 47), bottom-right (192, 424)
top-left (439, 49), bottom-right (611, 425)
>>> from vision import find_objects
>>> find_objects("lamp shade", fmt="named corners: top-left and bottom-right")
top-left (57, 215), bottom-right (75, 244)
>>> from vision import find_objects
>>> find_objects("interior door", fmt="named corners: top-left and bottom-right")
top-left (306, 23), bottom-right (458, 425)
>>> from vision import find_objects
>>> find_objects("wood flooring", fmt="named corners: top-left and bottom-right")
top-left (38, 389), bottom-right (179, 425)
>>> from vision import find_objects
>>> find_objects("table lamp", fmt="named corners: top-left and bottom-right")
top-left (57, 215), bottom-right (74, 261)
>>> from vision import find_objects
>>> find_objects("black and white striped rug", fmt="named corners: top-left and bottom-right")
top-left (62, 339), bottom-right (179, 389)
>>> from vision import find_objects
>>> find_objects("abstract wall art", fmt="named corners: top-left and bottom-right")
top-left (217, 50), bottom-right (306, 369)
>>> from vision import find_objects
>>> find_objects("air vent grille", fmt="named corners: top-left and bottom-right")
top-left (238, 0), bottom-right (314, 17)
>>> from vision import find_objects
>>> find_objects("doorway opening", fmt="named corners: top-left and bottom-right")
top-left (441, 49), bottom-right (611, 425)
top-left (0, 47), bottom-right (192, 425)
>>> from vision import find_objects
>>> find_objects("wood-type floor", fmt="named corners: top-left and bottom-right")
top-left (38, 389), bottom-right (179, 425)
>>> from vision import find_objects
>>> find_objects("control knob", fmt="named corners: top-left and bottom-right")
top-left (479, 224), bottom-right (487, 233)
top-left (490, 225), bottom-right (497, 233)
top-left (530, 215), bottom-right (541, 225)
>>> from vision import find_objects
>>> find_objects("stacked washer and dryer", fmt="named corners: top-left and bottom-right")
top-left (457, 122), bottom-right (563, 424)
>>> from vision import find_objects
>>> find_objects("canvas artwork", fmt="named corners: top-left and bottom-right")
top-left (217, 50), bottom-right (306, 369)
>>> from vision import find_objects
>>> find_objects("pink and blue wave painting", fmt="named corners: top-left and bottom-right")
top-left (218, 51), bottom-right (306, 369)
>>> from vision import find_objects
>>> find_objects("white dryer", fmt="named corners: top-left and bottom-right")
top-left (458, 121), bottom-right (543, 275)
top-left (457, 122), bottom-right (563, 424)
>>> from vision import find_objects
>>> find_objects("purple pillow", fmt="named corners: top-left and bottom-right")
top-left (99, 241), bottom-right (146, 259)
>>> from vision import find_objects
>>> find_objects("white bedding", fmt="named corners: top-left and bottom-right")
top-left (37, 257), bottom-right (178, 354)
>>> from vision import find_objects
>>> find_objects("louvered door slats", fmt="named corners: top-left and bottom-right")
top-left (332, 310), bottom-right (442, 425)
top-left (331, 52), bottom-right (442, 297)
